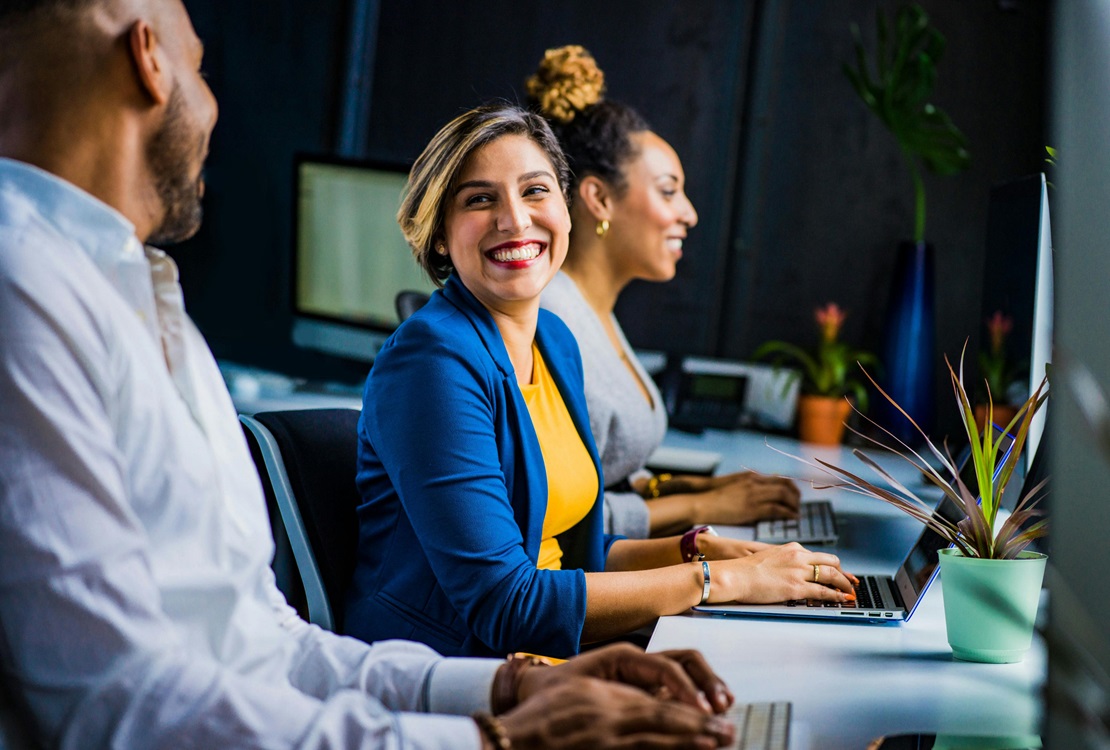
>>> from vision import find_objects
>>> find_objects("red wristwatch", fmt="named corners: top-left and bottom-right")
top-left (680, 525), bottom-right (716, 562)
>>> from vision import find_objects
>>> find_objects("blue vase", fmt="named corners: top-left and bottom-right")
top-left (878, 241), bottom-right (936, 444)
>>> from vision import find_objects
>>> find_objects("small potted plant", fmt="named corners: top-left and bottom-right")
top-left (976, 311), bottom-right (1025, 430)
top-left (753, 303), bottom-right (880, 446)
top-left (805, 351), bottom-right (1049, 663)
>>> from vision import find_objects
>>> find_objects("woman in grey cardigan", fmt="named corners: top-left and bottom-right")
top-left (532, 45), bottom-right (801, 538)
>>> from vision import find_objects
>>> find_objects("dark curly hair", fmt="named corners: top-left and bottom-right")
top-left (526, 45), bottom-right (650, 196)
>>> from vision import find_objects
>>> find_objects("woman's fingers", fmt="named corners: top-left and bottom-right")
top-left (804, 567), bottom-right (857, 599)
top-left (809, 553), bottom-right (856, 591)
top-left (739, 480), bottom-right (801, 516)
top-left (722, 543), bottom-right (858, 602)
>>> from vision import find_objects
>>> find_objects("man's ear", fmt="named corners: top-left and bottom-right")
top-left (128, 19), bottom-right (170, 105)
top-left (577, 176), bottom-right (614, 221)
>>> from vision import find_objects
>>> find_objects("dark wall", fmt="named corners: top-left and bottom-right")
top-left (177, 0), bottom-right (1048, 437)
top-left (366, 0), bottom-right (757, 358)
top-left (175, 0), bottom-right (363, 382)
top-left (715, 0), bottom-right (1047, 438)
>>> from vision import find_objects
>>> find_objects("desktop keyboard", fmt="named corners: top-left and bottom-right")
top-left (727, 701), bottom-right (791, 750)
top-left (755, 500), bottom-right (837, 545)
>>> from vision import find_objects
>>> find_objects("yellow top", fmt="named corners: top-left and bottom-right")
top-left (519, 343), bottom-right (599, 570)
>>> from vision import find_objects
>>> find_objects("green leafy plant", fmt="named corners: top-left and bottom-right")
top-left (799, 350), bottom-right (1048, 560)
top-left (843, 3), bottom-right (971, 243)
top-left (1045, 146), bottom-right (1057, 190)
top-left (754, 303), bottom-right (880, 412)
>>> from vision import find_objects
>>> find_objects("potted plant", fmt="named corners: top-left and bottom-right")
top-left (754, 303), bottom-right (879, 446)
top-left (843, 3), bottom-right (971, 444)
top-left (976, 311), bottom-right (1024, 431)
top-left (805, 351), bottom-right (1048, 663)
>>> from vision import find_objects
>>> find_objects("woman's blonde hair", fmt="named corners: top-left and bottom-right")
top-left (398, 103), bottom-right (570, 285)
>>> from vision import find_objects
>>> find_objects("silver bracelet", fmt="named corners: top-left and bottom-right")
top-left (700, 560), bottom-right (711, 604)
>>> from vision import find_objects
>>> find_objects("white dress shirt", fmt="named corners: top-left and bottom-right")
top-left (0, 158), bottom-right (497, 749)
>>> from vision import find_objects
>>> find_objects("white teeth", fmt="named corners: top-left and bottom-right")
top-left (667, 239), bottom-right (684, 250)
top-left (490, 243), bottom-right (542, 262)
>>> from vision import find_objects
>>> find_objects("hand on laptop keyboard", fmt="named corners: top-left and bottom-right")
top-left (696, 543), bottom-right (858, 605)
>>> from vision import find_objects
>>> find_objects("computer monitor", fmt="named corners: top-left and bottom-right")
top-left (291, 154), bottom-right (439, 363)
top-left (979, 173), bottom-right (1053, 470)
top-left (1028, 177), bottom-right (1053, 469)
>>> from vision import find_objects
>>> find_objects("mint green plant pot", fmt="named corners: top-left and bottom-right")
top-left (938, 548), bottom-right (1047, 664)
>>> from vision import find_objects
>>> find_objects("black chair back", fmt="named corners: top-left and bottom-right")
top-left (250, 409), bottom-right (360, 628)
top-left (395, 290), bottom-right (431, 323)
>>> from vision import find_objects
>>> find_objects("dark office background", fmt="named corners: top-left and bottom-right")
top-left (177, 0), bottom-right (1047, 439)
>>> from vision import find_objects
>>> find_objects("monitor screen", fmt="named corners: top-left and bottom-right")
top-left (291, 155), bottom-right (439, 362)
top-left (979, 173), bottom-right (1053, 470)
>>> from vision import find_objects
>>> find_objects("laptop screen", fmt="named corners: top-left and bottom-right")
top-left (894, 428), bottom-right (1016, 615)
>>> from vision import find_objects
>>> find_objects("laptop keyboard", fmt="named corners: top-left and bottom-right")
top-left (783, 575), bottom-right (886, 610)
top-left (755, 500), bottom-right (836, 544)
top-left (851, 577), bottom-right (883, 609)
top-left (726, 701), bottom-right (791, 750)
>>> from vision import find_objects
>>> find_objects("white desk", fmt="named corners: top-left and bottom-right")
top-left (650, 428), bottom-right (1046, 749)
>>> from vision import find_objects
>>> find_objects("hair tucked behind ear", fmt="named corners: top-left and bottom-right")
top-left (526, 44), bottom-right (650, 195)
top-left (398, 103), bottom-right (570, 286)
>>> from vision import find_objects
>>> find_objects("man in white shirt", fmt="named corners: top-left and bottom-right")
top-left (0, 1), bottom-right (738, 748)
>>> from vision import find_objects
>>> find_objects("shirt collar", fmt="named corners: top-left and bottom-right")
top-left (0, 157), bottom-right (143, 268)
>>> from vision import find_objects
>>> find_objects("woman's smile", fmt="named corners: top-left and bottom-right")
top-left (486, 240), bottom-right (547, 266)
top-left (442, 133), bottom-right (571, 313)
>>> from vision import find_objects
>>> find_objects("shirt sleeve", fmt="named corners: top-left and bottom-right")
top-left (268, 580), bottom-right (502, 715)
top-left (0, 297), bottom-right (484, 750)
top-left (602, 489), bottom-right (653, 539)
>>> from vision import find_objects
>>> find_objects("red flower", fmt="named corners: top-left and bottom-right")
top-left (815, 303), bottom-right (847, 343)
top-left (986, 311), bottom-right (1013, 355)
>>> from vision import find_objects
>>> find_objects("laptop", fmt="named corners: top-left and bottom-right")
top-left (755, 500), bottom-right (838, 545)
top-left (695, 429), bottom-right (1016, 624)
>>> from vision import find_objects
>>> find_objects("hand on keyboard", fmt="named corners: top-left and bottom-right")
top-left (669, 471), bottom-right (802, 526)
top-left (702, 543), bottom-right (858, 605)
top-left (498, 677), bottom-right (737, 749)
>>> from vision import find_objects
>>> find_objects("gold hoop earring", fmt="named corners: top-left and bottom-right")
top-left (595, 219), bottom-right (610, 238)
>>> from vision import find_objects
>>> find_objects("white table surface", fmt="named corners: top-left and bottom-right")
top-left (649, 428), bottom-right (1046, 749)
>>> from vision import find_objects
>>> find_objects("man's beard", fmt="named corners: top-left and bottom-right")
top-left (146, 85), bottom-right (206, 246)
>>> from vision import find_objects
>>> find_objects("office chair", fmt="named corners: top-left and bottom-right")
top-left (240, 409), bottom-right (361, 632)
top-left (394, 290), bottom-right (430, 323)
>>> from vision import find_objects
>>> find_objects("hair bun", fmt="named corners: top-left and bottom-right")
top-left (526, 45), bottom-right (605, 124)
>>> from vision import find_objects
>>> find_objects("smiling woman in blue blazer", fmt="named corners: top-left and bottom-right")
top-left (344, 104), bottom-right (856, 659)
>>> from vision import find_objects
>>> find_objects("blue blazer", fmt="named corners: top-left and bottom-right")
top-left (344, 275), bottom-right (620, 657)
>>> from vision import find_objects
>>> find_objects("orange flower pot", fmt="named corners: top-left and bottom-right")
top-left (797, 395), bottom-right (852, 446)
top-left (973, 404), bottom-right (1018, 434)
